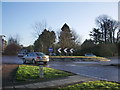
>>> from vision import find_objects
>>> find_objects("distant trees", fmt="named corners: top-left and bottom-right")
top-left (4, 35), bottom-right (21, 55)
top-left (71, 30), bottom-right (81, 46)
top-left (90, 15), bottom-right (119, 44)
top-left (32, 16), bottom-right (119, 57)
top-left (22, 45), bottom-right (34, 52)
top-left (84, 15), bottom-right (119, 57)
top-left (4, 43), bottom-right (21, 55)
top-left (57, 23), bottom-right (81, 55)
top-left (90, 28), bottom-right (101, 44)
top-left (58, 23), bottom-right (75, 48)
top-left (80, 39), bottom-right (118, 57)
top-left (33, 23), bottom-right (81, 55)
top-left (79, 39), bottom-right (95, 55)
top-left (33, 20), bottom-right (56, 54)
top-left (34, 29), bottom-right (56, 54)
top-left (96, 43), bottom-right (118, 56)
top-left (33, 21), bottom-right (48, 39)
top-left (8, 35), bottom-right (20, 45)
top-left (117, 29), bottom-right (120, 43)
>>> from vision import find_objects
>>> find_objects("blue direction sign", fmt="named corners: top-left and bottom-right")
top-left (49, 48), bottom-right (53, 52)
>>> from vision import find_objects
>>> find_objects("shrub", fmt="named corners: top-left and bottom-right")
top-left (4, 43), bottom-right (21, 55)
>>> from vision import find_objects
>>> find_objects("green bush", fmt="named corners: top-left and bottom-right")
top-left (4, 43), bottom-right (21, 55)
top-left (96, 44), bottom-right (118, 57)
top-left (79, 43), bottom-right (118, 57)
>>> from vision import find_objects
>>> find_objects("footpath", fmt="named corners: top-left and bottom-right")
top-left (2, 64), bottom-right (19, 87)
top-left (2, 75), bottom-right (98, 90)
top-left (2, 64), bottom-right (98, 90)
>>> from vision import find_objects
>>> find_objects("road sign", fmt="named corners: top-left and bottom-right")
top-left (49, 48), bottom-right (53, 52)
top-left (58, 48), bottom-right (62, 53)
top-left (70, 48), bottom-right (74, 53)
top-left (64, 48), bottom-right (68, 53)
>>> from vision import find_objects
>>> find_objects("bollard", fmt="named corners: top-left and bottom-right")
top-left (39, 65), bottom-right (44, 78)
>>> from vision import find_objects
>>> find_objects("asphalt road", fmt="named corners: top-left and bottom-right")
top-left (49, 61), bottom-right (119, 82)
top-left (2, 56), bottom-right (120, 83)
top-left (2, 56), bottom-right (23, 64)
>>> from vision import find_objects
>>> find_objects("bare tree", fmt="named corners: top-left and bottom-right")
top-left (71, 29), bottom-right (81, 46)
top-left (96, 15), bottom-right (119, 43)
top-left (33, 20), bottom-right (48, 38)
top-left (4, 34), bottom-right (21, 55)
top-left (8, 34), bottom-right (21, 45)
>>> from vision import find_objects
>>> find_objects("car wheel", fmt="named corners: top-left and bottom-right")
top-left (44, 62), bottom-right (47, 64)
top-left (23, 59), bottom-right (26, 64)
top-left (32, 59), bottom-right (36, 64)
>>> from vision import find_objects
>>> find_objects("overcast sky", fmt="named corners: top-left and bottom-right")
top-left (2, 1), bottom-right (118, 46)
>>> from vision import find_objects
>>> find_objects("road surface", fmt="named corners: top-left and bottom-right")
top-left (2, 56), bottom-right (120, 82)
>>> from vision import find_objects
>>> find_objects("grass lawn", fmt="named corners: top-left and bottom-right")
top-left (57, 80), bottom-right (120, 90)
top-left (16, 65), bottom-right (73, 81)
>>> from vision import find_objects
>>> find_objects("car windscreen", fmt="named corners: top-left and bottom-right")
top-left (36, 53), bottom-right (45, 56)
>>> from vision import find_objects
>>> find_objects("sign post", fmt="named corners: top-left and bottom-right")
top-left (49, 48), bottom-right (53, 56)
top-left (39, 65), bottom-right (44, 78)
top-left (37, 63), bottom-right (47, 78)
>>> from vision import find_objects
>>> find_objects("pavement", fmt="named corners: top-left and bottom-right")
top-left (2, 63), bottom-right (98, 90)
top-left (2, 56), bottom-right (119, 89)
top-left (2, 75), bottom-right (98, 90)
top-left (2, 64), bottom-right (19, 87)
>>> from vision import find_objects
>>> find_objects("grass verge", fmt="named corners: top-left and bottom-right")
top-left (50, 56), bottom-right (110, 61)
top-left (57, 80), bottom-right (120, 90)
top-left (16, 65), bottom-right (73, 81)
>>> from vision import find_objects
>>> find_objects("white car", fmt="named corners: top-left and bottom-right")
top-left (22, 52), bottom-right (49, 64)
top-left (18, 53), bottom-right (27, 57)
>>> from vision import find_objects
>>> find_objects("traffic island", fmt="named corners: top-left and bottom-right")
top-left (56, 80), bottom-right (120, 90)
top-left (15, 65), bottom-right (74, 82)
top-left (50, 56), bottom-right (110, 62)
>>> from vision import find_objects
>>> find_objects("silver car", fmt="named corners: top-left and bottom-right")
top-left (22, 52), bottom-right (49, 64)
